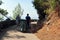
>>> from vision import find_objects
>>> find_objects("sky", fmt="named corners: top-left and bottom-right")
top-left (0, 0), bottom-right (39, 19)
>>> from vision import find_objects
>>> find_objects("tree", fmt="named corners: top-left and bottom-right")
top-left (33, 0), bottom-right (58, 21)
top-left (0, 8), bottom-right (9, 19)
top-left (13, 3), bottom-right (23, 20)
top-left (0, 0), bottom-right (2, 5)
top-left (0, 0), bottom-right (3, 21)
top-left (33, 0), bottom-right (47, 21)
top-left (0, 0), bottom-right (9, 21)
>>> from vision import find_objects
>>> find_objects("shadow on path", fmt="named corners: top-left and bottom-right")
top-left (30, 21), bottom-right (44, 33)
top-left (0, 25), bottom-right (26, 40)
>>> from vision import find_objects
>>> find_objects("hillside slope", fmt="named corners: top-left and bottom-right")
top-left (36, 11), bottom-right (60, 40)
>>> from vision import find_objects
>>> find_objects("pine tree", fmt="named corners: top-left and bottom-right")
top-left (13, 3), bottom-right (23, 20)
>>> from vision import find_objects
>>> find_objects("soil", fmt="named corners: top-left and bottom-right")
top-left (36, 11), bottom-right (60, 40)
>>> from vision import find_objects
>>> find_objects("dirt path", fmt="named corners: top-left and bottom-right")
top-left (0, 25), bottom-right (40, 40)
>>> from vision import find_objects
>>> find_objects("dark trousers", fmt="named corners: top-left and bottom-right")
top-left (26, 22), bottom-right (31, 32)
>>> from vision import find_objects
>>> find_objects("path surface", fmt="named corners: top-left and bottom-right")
top-left (0, 25), bottom-right (40, 40)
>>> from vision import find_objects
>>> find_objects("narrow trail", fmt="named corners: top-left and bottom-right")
top-left (0, 25), bottom-right (40, 40)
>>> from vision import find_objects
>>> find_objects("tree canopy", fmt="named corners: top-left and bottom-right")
top-left (0, 0), bottom-right (2, 5)
top-left (33, 0), bottom-right (47, 20)
top-left (0, 8), bottom-right (9, 20)
top-left (0, 8), bottom-right (8, 15)
top-left (0, 0), bottom-right (9, 21)
top-left (33, 0), bottom-right (59, 20)
top-left (13, 3), bottom-right (23, 20)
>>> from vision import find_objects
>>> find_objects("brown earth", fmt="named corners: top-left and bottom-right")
top-left (36, 11), bottom-right (60, 40)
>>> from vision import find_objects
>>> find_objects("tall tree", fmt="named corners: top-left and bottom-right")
top-left (33, 0), bottom-right (58, 21)
top-left (33, 0), bottom-right (47, 21)
top-left (13, 3), bottom-right (23, 20)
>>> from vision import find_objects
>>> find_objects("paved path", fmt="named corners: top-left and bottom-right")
top-left (0, 25), bottom-right (40, 40)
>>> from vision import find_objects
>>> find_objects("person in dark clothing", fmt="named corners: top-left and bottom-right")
top-left (16, 15), bottom-right (20, 26)
top-left (26, 14), bottom-right (31, 32)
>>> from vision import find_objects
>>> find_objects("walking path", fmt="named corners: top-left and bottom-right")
top-left (0, 25), bottom-right (40, 40)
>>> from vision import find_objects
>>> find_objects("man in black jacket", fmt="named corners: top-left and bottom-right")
top-left (26, 14), bottom-right (31, 32)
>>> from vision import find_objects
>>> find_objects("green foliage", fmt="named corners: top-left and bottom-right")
top-left (33, 0), bottom-right (57, 14)
top-left (13, 3), bottom-right (23, 20)
top-left (45, 0), bottom-right (56, 14)
top-left (48, 0), bottom-right (56, 10)
top-left (0, 0), bottom-right (9, 20)
top-left (0, 8), bottom-right (8, 15)
top-left (0, 8), bottom-right (8, 20)
top-left (33, 0), bottom-right (43, 10)
top-left (33, 0), bottom-right (47, 20)
top-left (33, 0), bottom-right (58, 20)
top-left (0, 0), bottom-right (2, 5)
